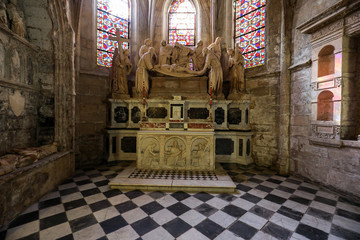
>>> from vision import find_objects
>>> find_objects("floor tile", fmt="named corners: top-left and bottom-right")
top-left (179, 209), bottom-right (207, 226)
top-left (295, 223), bottom-right (328, 240)
top-left (99, 215), bottom-right (127, 234)
top-left (222, 204), bottom-right (246, 218)
top-left (140, 201), bottom-right (164, 215)
top-left (40, 212), bottom-right (68, 230)
top-left (206, 197), bottom-right (229, 209)
top-left (131, 216), bottom-right (159, 236)
top-left (4, 162), bottom-right (360, 240)
top-left (84, 193), bottom-right (106, 205)
top-left (142, 226), bottom-right (175, 240)
top-left (150, 208), bottom-right (177, 225)
top-left (270, 212), bottom-right (299, 231)
top-left (300, 214), bottom-right (332, 233)
top-left (93, 206), bottom-right (120, 222)
top-left (249, 205), bottom-right (274, 219)
top-left (8, 211), bottom-right (39, 229)
top-left (330, 224), bottom-right (360, 239)
top-left (214, 230), bottom-right (244, 240)
top-left (132, 194), bottom-right (154, 207)
top-left (194, 203), bottom-right (217, 217)
top-left (106, 225), bottom-right (139, 240)
top-left (114, 200), bottom-right (137, 213)
top-left (262, 222), bottom-right (292, 240)
top-left (209, 210), bottom-right (237, 228)
top-left (72, 223), bottom-right (105, 240)
top-left (66, 205), bottom-right (92, 221)
top-left (163, 218), bottom-right (192, 238)
top-left (181, 196), bottom-right (203, 208)
top-left (121, 208), bottom-right (147, 224)
top-left (332, 215), bottom-right (360, 234)
top-left (171, 191), bottom-right (191, 201)
top-left (239, 212), bottom-right (267, 230)
top-left (228, 221), bottom-right (257, 240)
top-left (193, 192), bottom-right (214, 202)
top-left (177, 228), bottom-right (209, 240)
top-left (6, 221), bottom-right (39, 240)
top-left (307, 207), bottom-right (333, 221)
top-left (39, 222), bottom-right (72, 240)
top-left (195, 219), bottom-right (224, 239)
top-left (69, 214), bottom-right (98, 233)
top-left (277, 206), bottom-right (303, 221)
top-left (231, 197), bottom-right (255, 210)
top-left (167, 202), bottom-right (191, 216)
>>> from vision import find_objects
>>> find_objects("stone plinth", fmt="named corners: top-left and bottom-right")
top-left (149, 76), bottom-right (208, 99)
top-left (137, 131), bottom-right (215, 171)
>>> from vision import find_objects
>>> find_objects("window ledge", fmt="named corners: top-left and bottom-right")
top-left (309, 137), bottom-right (360, 149)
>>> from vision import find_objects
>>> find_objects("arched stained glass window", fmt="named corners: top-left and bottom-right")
top-left (168, 0), bottom-right (196, 46)
top-left (97, 0), bottom-right (130, 67)
top-left (234, 0), bottom-right (266, 68)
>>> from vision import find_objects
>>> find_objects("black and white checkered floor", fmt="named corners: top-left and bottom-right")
top-left (1, 162), bottom-right (360, 240)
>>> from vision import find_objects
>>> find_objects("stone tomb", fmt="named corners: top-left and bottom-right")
top-left (137, 131), bottom-right (215, 171)
top-left (149, 76), bottom-right (209, 99)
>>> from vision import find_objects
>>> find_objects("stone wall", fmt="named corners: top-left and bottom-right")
top-left (290, 0), bottom-right (360, 196)
top-left (0, 0), bottom-right (54, 155)
top-left (76, 0), bottom-right (109, 167)
top-left (244, 0), bottom-right (282, 168)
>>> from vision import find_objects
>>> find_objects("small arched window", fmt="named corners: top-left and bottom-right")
top-left (234, 0), bottom-right (266, 68)
top-left (97, 0), bottom-right (130, 67)
top-left (318, 45), bottom-right (335, 77)
top-left (168, 0), bottom-right (196, 46)
top-left (317, 91), bottom-right (334, 121)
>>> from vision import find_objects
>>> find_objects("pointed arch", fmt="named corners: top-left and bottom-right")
top-left (163, 0), bottom-right (200, 46)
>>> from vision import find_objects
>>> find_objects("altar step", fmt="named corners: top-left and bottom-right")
top-left (109, 163), bottom-right (237, 194)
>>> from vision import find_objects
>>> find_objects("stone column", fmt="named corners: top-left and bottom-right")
top-left (48, 0), bottom-right (76, 152)
top-left (278, 0), bottom-right (297, 176)
top-left (341, 36), bottom-right (359, 139)
top-left (211, 0), bottom-right (216, 42)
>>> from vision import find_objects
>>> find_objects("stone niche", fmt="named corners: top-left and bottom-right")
top-left (298, 5), bottom-right (360, 140)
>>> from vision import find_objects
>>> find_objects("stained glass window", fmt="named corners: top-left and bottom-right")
top-left (97, 0), bottom-right (130, 67)
top-left (234, 0), bottom-right (266, 68)
top-left (168, 0), bottom-right (196, 46)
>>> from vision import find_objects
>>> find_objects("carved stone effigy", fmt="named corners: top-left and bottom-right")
top-left (6, 0), bottom-right (26, 37)
top-left (0, 2), bottom-right (8, 27)
top-left (137, 131), bottom-right (215, 171)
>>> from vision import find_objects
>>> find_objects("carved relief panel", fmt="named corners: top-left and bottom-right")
top-left (137, 131), bottom-right (215, 171)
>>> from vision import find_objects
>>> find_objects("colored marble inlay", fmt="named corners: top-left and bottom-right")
top-left (235, 0), bottom-right (266, 68)
top-left (97, 0), bottom-right (130, 67)
top-left (169, 0), bottom-right (196, 46)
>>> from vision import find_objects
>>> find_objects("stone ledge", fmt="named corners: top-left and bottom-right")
top-left (309, 137), bottom-right (360, 149)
